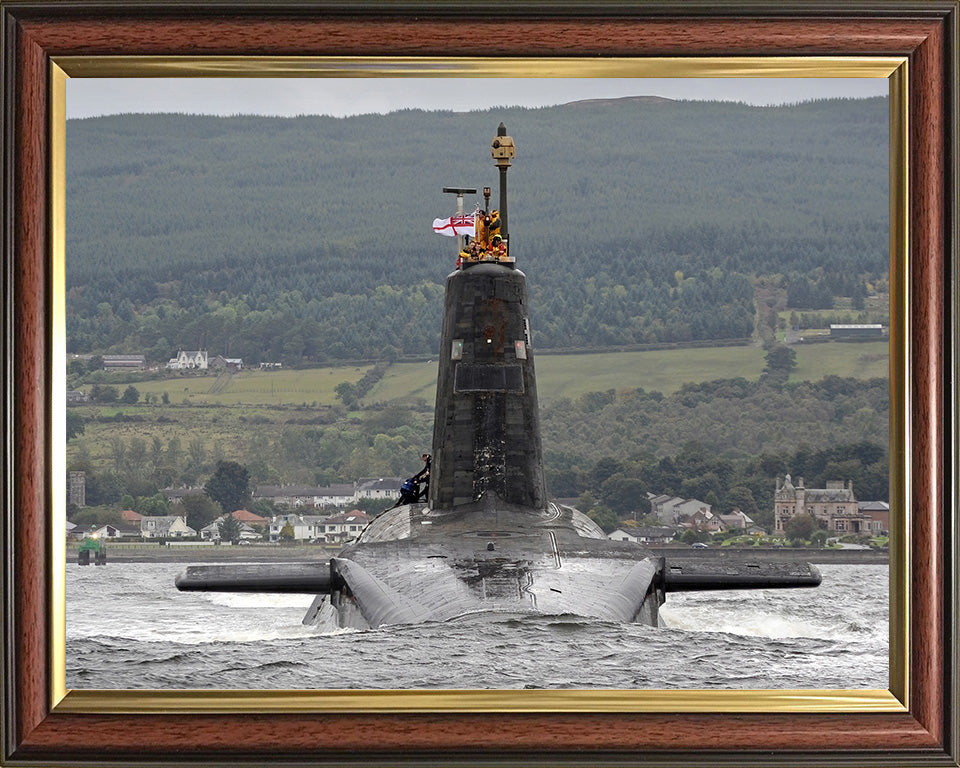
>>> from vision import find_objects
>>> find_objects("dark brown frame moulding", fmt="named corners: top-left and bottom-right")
top-left (1, 2), bottom-right (956, 766)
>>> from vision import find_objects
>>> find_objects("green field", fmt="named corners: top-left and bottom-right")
top-left (790, 341), bottom-right (888, 382)
top-left (368, 361), bottom-right (439, 405)
top-left (536, 347), bottom-right (764, 401)
top-left (132, 366), bottom-right (374, 406)
top-left (115, 341), bottom-right (890, 410)
top-left (368, 342), bottom-right (888, 405)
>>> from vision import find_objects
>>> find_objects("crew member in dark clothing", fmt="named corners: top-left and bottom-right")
top-left (389, 477), bottom-right (420, 510)
top-left (413, 453), bottom-right (431, 500)
top-left (386, 454), bottom-right (432, 510)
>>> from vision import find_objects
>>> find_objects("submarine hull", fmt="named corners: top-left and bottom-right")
top-left (329, 498), bottom-right (663, 629)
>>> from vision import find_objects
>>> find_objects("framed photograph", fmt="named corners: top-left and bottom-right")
top-left (2, 2), bottom-right (956, 766)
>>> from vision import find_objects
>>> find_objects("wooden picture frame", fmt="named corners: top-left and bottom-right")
top-left (2, 2), bottom-right (956, 765)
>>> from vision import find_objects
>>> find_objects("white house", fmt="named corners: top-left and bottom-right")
top-left (355, 478), bottom-right (402, 501)
top-left (140, 515), bottom-right (196, 539)
top-left (255, 484), bottom-right (356, 509)
top-left (633, 526), bottom-right (676, 544)
top-left (607, 528), bottom-right (640, 543)
top-left (319, 511), bottom-right (371, 543)
top-left (200, 517), bottom-right (261, 541)
top-left (607, 526), bottom-right (675, 544)
top-left (270, 510), bottom-right (371, 543)
top-left (269, 513), bottom-right (317, 542)
top-left (647, 493), bottom-right (687, 524)
top-left (90, 523), bottom-right (140, 539)
top-left (166, 349), bottom-right (208, 370)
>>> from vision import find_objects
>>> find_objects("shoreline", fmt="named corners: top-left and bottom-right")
top-left (67, 543), bottom-right (889, 566)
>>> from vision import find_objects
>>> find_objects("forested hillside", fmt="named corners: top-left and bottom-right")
top-left (66, 96), bottom-right (888, 364)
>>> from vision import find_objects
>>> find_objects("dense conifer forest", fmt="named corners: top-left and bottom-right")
top-left (66, 96), bottom-right (887, 364)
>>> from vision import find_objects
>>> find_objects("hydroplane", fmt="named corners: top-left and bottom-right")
top-left (176, 124), bottom-right (821, 629)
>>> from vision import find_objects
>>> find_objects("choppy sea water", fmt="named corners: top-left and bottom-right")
top-left (66, 562), bottom-right (888, 690)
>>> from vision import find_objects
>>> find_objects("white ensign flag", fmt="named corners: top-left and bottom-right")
top-left (432, 214), bottom-right (475, 237)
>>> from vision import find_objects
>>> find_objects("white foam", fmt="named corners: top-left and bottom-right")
top-left (200, 592), bottom-right (314, 609)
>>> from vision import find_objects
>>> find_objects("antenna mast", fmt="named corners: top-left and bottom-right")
top-left (442, 187), bottom-right (477, 253)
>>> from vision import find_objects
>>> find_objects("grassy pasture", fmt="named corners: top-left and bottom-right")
top-left (536, 347), bottom-right (765, 402)
top-left (790, 341), bottom-right (888, 382)
top-left (132, 366), bottom-right (373, 406)
top-left (366, 347), bottom-right (769, 406)
top-left (363, 341), bottom-right (889, 406)
top-left (367, 361), bottom-right (439, 405)
top-left (120, 342), bottom-right (890, 410)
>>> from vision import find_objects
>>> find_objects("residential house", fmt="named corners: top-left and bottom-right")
top-left (231, 509), bottom-right (269, 528)
top-left (355, 477), bottom-right (402, 501)
top-left (140, 515), bottom-right (196, 539)
top-left (166, 349), bottom-right (208, 370)
top-left (857, 501), bottom-right (891, 534)
top-left (607, 528), bottom-right (639, 543)
top-left (254, 484), bottom-right (356, 509)
top-left (633, 526), bottom-right (676, 544)
top-left (774, 474), bottom-right (873, 535)
top-left (646, 493), bottom-right (688, 525)
top-left (90, 523), bottom-right (140, 539)
top-left (200, 517), bottom-right (262, 541)
top-left (679, 508), bottom-right (723, 533)
top-left (717, 508), bottom-right (760, 532)
top-left (200, 509), bottom-right (269, 541)
top-left (607, 526), bottom-right (675, 545)
top-left (269, 513), bottom-right (333, 542)
top-left (316, 511), bottom-right (371, 543)
top-left (315, 485), bottom-right (359, 507)
top-left (211, 355), bottom-right (244, 371)
top-left (674, 498), bottom-right (712, 520)
top-left (269, 510), bottom-right (371, 543)
top-left (199, 520), bottom-right (220, 540)
top-left (69, 525), bottom-right (95, 541)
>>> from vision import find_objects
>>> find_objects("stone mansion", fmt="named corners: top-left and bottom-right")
top-left (773, 474), bottom-right (889, 536)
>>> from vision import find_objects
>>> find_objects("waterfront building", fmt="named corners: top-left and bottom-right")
top-left (774, 474), bottom-right (887, 535)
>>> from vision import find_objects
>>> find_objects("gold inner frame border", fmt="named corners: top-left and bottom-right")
top-left (49, 55), bottom-right (909, 716)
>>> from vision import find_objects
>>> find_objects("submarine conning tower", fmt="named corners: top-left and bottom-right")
top-left (429, 123), bottom-right (545, 511)
top-left (429, 262), bottom-right (546, 511)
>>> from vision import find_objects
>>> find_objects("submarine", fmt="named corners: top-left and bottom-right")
top-left (176, 124), bottom-right (821, 629)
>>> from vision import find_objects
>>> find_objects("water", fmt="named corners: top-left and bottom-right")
top-left (66, 562), bottom-right (888, 690)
